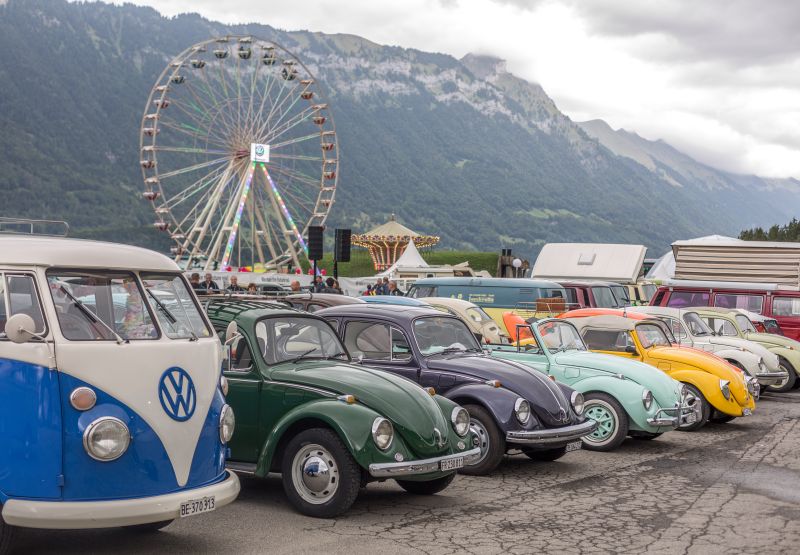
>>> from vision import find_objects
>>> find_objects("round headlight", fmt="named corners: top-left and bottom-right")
top-left (570, 391), bottom-right (584, 415)
top-left (514, 398), bottom-right (531, 424)
top-left (719, 379), bottom-right (731, 400)
top-left (219, 404), bottom-right (235, 443)
top-left (83, 417), bottom-right (130, 461)
top-left (451, 407), bottom-right (470, 436)
top-left (220, 375), bottom-right (229, 396)
top-left (372, 417), bottom-right (394, 450)
top-left (642, 389), bottom-right (653, 410)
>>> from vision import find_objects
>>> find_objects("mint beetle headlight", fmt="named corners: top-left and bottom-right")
top-left (372, 417), bottom-right (394, 450)
top-left (514, 398), bottom-right (531, 424)
top-left (570, 391), bottom-right (585, 415)
top-left (451, 407), bottom-right (470, 436)
top-left (642, 389), bottom-right (653, 410)
top-left (219, 404), bottom-right (235, 443)
top-left (83, 417), bottom-right (130, 461)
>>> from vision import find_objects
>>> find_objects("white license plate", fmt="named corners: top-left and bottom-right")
top-left (743, 408), bottom-right (752, 416)
top-left (180, 496), bottom-right (216, 518)
top-left (440, 457), bottom-right (464, 471)
top-left (685, 412), bottom-right (698, 424)
top-left (565, 440), bottom-right (582, 453)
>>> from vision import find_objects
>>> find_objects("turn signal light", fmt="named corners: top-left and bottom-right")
top-left (485, 379), bottom-right (502, 388)
top-left (426, 387), bottom-right (436, 396)
top-left (70, 387), bottom-right (97, 411)
top-left (548, 375), bottom-right (556, 381)
top-left (337, 394), bottom-right (357, 404)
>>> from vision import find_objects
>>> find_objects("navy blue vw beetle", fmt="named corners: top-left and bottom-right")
top-left (318, 304), bottom-right (596, 474)
top-left (0, 234), bottom-right (239, 554)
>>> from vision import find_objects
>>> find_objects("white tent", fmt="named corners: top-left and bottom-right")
top-left (646, 235), bottom-right (740, 281)
top-left (377, 240), bottom-right (429, 278)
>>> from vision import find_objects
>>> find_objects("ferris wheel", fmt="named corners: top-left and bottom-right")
top-left (139, 36), bottom-right (338, 270)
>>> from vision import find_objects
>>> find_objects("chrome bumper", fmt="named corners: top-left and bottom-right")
top-left (368, 447), bottom-right (481, 478)
top-left (505, 419), bottom-right (597, 445)
top-left (755, 372), bottom-right (787, 387)
top-left (647, 392), bottom-right (700, 428)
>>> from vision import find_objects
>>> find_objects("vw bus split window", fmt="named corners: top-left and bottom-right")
top-left (0, 273), bottom-right (47, 338)
top-left (140, 273), bottom-right (212, 339)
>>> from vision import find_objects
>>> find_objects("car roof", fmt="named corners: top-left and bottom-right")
top-left (286, 293), bottom-right (366, 305)
top-left (0, 236), bottom-right (177, 271)
top-left (628, 306), bottom-right (697, 318)
top-left (566, 314), bottom-right (660, 332)
top-left (558, 308), bottom-right (649, 320)
top-left (409, 277), bottom-right (564, 288)
top-left (318, 303), bottom-right (454, 323)
top-left (204, 298), bottom-right (306, 326)
top-left (424, 296), bottom-right (479, 310)
top-left (557, 280), bottom-right (623, 287)
top-left (691, 306), bottom-right (740, 316)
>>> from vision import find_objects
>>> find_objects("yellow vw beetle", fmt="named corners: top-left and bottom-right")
top-left (560, 311), bottom-right (756, 430)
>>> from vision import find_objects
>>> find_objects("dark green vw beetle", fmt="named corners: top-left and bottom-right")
top-left (206, 300), bottom-right (479, 518)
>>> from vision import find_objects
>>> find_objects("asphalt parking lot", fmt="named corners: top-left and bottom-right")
top-left (14, 389), bottom-right (800, 554)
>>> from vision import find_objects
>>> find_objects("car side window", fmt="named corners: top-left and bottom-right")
top-left (666, 291), bottom-right (710, 308)
top-left (230, 335), bottom-right (253, 371)
top-left (714, 293), bottom-right (764, 314)
top-left (344, 321), bottom-right (391, 361)
top-left (391, 327), bottom-right (412, 361)
top-left (773, 296), bottom-right (800, 317)
top-left (1, 274), bottom-right (47, 338)
top-left (669, 319), bottom-right (688, 340)
top-left (581, 329), bottom-right (630, 352)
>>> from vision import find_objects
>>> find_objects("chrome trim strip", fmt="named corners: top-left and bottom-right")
top-left (268, 381), bottom-right (336, 397)
top-left (505, 420), bottom-right (598, 444)
top-left (368, 447), bottom-right (481, 477)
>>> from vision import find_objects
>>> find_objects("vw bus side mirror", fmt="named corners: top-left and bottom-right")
top-left (5, 313), bottom-right (38, 344)
top-left (224, 321), bottom-right (239, 344)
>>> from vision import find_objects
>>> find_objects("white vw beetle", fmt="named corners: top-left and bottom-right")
top-left (0, 234), bottom-right (239, 553)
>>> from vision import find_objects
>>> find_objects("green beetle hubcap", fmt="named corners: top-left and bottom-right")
top-left (584, 403), bottom-right (616, 442)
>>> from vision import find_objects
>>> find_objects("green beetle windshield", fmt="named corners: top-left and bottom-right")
top-left (256, 316), bottom-right (347, 364)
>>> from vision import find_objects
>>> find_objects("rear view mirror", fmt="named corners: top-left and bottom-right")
top-left (224, 321), bottom-right (239, 344)
top-left (5, 313), bottom-right (37, 344)
top-left (624, 345), bottom-right (638, 355)
top-left (223, 344), bottom-right (232, 373)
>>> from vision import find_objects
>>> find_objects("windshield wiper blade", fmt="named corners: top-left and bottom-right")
top-left (324, 351), bottom-right (348, 360)
top-left (145, 289), bottom-right (198, 341)
top-left (291, 348), bottom-right (318, 363)
top-left (60, 286), bottom-right (126, 344)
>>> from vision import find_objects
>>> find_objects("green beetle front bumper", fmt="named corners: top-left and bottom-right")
top-left (369, 447), bottom-right (481, 477)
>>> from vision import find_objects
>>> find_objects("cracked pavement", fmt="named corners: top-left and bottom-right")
top-left (12, 390), bottom-right (800, 554)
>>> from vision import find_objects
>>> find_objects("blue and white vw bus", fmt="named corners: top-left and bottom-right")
top-left (0, 234), bottom-right (239, 552)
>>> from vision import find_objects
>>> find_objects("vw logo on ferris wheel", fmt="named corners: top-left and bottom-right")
top-left (158, 367), bottom-right (197, 422)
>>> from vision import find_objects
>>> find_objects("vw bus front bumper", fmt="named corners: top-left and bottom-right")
top-left (2, 471), bottom-right (240, 529)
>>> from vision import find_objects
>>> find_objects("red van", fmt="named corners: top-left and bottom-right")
top-left (651, 282), bottom-right (800, 341)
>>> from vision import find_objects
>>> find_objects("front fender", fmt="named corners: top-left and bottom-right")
top-left (768, 346), bottom-right (800, 376)
top-left (714, 348), bottom-right (760, 376)
top-left (668, 369), bottom-right (752, 416)
top-left (445, 382), bottom-right (521, 432)
top-left (256, 399), bottom-right (379, 476)
top-left (573, 375), bottom-right (670, 432)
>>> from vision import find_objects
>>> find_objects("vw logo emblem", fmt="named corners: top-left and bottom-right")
top-left (158, 367), bottom-right (196, 422)
top-left (255, 145), bottom-right (265, 155)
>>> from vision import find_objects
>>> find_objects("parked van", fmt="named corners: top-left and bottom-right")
top-left (0, 235), bottom-right (239, 553)
top-left (651, 281), bottom-right (800, 341)
top-left (556, 280), bottom-right (629, 309)
top-left (406, 277), bottom-right (568, 325)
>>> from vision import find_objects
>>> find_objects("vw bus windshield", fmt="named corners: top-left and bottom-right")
top-left (47, 270), bottom-right (158, 341)
top-left (636, 323), bottom-right (672, 348)
top-left (140, 273), bottom-right (212, 339)
top-left (256, 316), bottom-right (347, 364)
top-left (537, 321), bottom-right (587, 352)
top-left (591, 287), bottom-right (620, 308)
top-left (414, 316), bottom-right (482, 356)
top-left (683, 312), bottom-right (713, 336)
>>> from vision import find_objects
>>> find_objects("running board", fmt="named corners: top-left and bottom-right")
top-left (227, 462), bottom-right (257, 475)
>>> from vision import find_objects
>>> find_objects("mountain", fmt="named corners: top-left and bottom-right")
top-left (0, 0), bottom-right (798, 259)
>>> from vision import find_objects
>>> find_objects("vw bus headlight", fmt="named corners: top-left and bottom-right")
top-left (451, 407), bottom-right (470, 436)
top-left (642, 389), bottom-right (653, 410)
top-left (719, 379), bottom-right (731, 400)
top-left (571, 391), bottom-right (585, 415)
top-left (219, 404), bottom-right (235, 443)
top-left (514, 398), bottom-right (531, 424)
top-left (83, 417), bottom-right (130, 462)
top-left (372, 417), bottom-right (394, 450)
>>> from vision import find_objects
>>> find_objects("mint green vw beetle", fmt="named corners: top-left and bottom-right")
top-left (485, 318), bottom-right (697, 451)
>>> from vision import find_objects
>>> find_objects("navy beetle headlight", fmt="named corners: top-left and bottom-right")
top-left (514, 398), bottom-right (531, 424)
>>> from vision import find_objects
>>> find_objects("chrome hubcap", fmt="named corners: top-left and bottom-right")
top-left (584, 401), bottom-right (616, 443)
top-left (291, 444), bottom-right (339, 504)
top-left (469, 421), bottom-right (491, 465)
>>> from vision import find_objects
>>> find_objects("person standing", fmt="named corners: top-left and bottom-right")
top-left (373, 278), bottom-right (385, 295)
top-left (201, 273), bottom-right (219, 295)
top-left (388, 281), bottom-right (404, 296)
top-left (226, 276), bottom-right (246, 294)
top-left (189, 273), bottom-right (201, 291)
top-left (246, 282), bottom-right (258, 295)
top-left (290, 280), bottom-right (301, 292)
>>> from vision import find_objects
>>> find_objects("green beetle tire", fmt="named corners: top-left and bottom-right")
top-left (767, 360), bottom-right (797, 393)
top-left (522, 446), bottom-right (568, 461)
top-left (459, 404), bottom-right (505, 476)
top-left (281, 428), bottom-right (361, 518)
top-left (396, 473), bottom-right (456, 495)
top-left (580, 393), bottom-right (629, 452)
top-left (124, 520), bottom-right (174, 533)
top-left (677, 384), bottom-right (710, 432)
top-left (0, 508), bottom-right (15, 555)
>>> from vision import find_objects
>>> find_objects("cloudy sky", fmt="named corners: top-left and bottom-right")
top-left (122, 0), bottom-right (800, 179)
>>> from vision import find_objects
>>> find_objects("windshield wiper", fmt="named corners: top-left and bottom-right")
top-left (438, 347), bottom-right (467, 355)
top-left (291, 348), bottom-right (319, 363)
top-left (60, 286), bottom-right (126, 344)
top-left (145, 289), bottom-right (198, 341)
top-left (324, 351), bottom-right (348, 360)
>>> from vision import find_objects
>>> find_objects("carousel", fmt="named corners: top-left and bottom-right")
top-left (352, 214), bottom-right (439, 271)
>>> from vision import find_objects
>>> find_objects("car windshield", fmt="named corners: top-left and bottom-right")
top-left (609, 285), bottom-right (630, 306)
top-left (414, 316), bottom-right (482, 356)
top-left (636, 323), bottom-right (671, 348)
top-left (537, 321), bottom-right (586, 352)
top-left (47, 270), bottom-right (157, 341)
top-left (140, 273), bottom-right (212, 339)
top-left (591, 287), bottom-right (619, 308)
top-left (465, 306), bottom-right (494, 324)
top-left (735, 314), bottom-right (757, 333)
top-left (257, 316), bottom-right (347, 364)
top-left (764, 319), bottom-right (784, 335)
top-left (683, 312), bottom-right (713, 336)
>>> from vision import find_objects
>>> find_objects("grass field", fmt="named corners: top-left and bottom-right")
top-left (300, 250), bottom-right (499, 277)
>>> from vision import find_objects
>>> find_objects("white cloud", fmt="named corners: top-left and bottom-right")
top-left (114, 0), bottom-right (800, 178)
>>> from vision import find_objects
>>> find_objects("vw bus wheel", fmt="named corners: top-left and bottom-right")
top-left (124, 520), bottom-right (174, 532)
top-left (678, 384), bottom-right (710, 431)
top-left (282, 428), bottom-right (361, 518)
top-left (460, 404), bottom-right (505, 476)
top-left (581, 393), bottom-right (628, 451)
top-left (767, 360), bottom-right (796, 393)
top-left (0, 510), bottom-right (16, 555)
top-left (396, 474), bottom-right (456, 495)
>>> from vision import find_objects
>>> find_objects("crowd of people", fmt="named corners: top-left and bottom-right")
top-left (187, 272), bottom-right (404, 297)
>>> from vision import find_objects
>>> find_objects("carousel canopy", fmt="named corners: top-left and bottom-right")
top-left (352, 214), bottom-right (439, 271)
